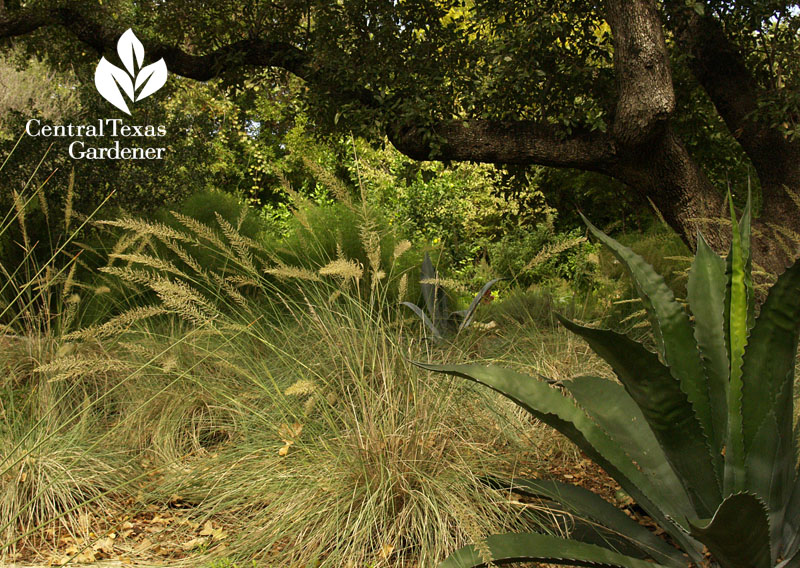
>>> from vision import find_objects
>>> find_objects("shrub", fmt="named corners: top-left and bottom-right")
top-left (486, 218), bottom-right (598, 292)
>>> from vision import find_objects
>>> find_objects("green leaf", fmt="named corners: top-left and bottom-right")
top-left (497, 477), bottom-right (687, 566)
top-left (779, 475), bottom-right (800, 562)
top-left (439, 533), bottom-right (673, 568)
top-left (421, 252), bottom-right (449, 329)
top-left (458, 278), bottom-right (502, 331)
top-left (401, 301), bottom-right (442, 339)
top-left (582, 216), bottom-right (713, 461)
top-left (416, 362), bottom-right (703, 557)
top-left (725, 194), bottom-right (750, 494)
top-left (741, 257), bottom-right (800, 456)
top-left (746, 410), bottom-right (792, 559)
top-left (557, 317), bottom-right (721, 517)
top-left (689, 493), bottom-right (771, 568)
top-left (687, 232), bottom-right (728, 473)
top-left (563, 376), bottom-right (694, 518)
top-left (741, 257), bottom-right (800, 550)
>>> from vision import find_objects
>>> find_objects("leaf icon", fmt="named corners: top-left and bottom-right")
top-left (135, 59), bottom-right (168, 101)
top-left (94, 29), bottom-right (168, 114)
top-left (95, 57), bottom-right (135, 115)
top-left (118, 29), bottom-right (145, 77)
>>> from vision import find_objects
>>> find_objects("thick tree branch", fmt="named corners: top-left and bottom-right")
top-left (390, 120), bottom-right (616, 170)
top-left (668, 6), bottom-right (800, 192)
top-left (605, 0), bottom-right (675, 146)
top-left (0, 7), bottom-right (312, 81)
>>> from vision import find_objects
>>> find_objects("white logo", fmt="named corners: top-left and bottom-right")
top-left (95, 29), bottom-right (168, 115)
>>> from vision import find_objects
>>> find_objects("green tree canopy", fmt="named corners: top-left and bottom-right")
top-left (1, 0), bottom-right (798, 270)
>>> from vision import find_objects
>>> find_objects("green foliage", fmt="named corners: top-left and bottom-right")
top-left (353, 140), bottom-right (547, 265)
top-left (156, 189), bottom-right (269, 246)
top-left (268, 201), bottom-right (426, 303)
top-left (486, 218), bottom-right (598, 291)
top-left (423, 196), bottom-right (800, 567)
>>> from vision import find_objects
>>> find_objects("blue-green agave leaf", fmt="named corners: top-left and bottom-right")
top-left (496, 477), bottom-right (687, 566)
top-left (778, 473), bottom-right (800, 564)
top-left (421, 252), bottom-right (449, 328)
top-left (741, 257), bottom-right (800, 467)
top-left (416, 362), bottom-right (702, 556)
top-left (556, 317), bottom-right (721, 517)
top-left (458, 278), bottom-right (502, 331)
top-left (687, 232), bottom-right (728, 472)
top-left (745, 410), bottom-right (793, 562)
top-left (401, 301), bottom-right (442, 339)
top-left (438, 533), bottom-right (673, 568)
top-left (689, 493), bottom-right (771, 568)
top-left (563, 376), bottom-right (694, 518)
top-left (581, 216), bottom-right (714, 464)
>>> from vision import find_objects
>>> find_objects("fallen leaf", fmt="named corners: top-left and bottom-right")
top-left (181, 536), bottom-right (209, 551)
top-left (380, 543), bottom-right (394, 559)
top-left (199, 520), bottom-right (228, 541)
top-left (92, 536), bottom-right (115, 555)
top-left (278, 440), bottom-right (294, 456)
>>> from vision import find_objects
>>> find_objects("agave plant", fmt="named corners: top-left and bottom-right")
top-left (402, 252), bottom-right (500, 340)
top-left (421, 197), bottom-right (800, 567)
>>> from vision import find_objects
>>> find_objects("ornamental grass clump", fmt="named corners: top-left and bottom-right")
top-left (423, 195), bottom-right (800, 568)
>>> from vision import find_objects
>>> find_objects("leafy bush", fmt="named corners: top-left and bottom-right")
top-left (424, 197), bottom-right (800, 567)
top-left (266, 201), bottom-right (428, 304)
top-left (486, 218), bottom-right (598, 291)
top-left (158, 190), bottom-right (269, 243)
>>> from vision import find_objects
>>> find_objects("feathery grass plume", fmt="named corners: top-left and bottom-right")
top-left (209, 271), bottom-right (254, 314)
top-left (150, 277), bottom-right (218, 326)
top-left (235, 202), bottom-right (249, 231)
top-left (160, 237), bottom-right (207, 277)
top-left (361, 228), bottom-right (382, 275)
top-left (109, 252), bottom-right (184, 277)
top-left (302, 155), bottom-right (352, 205)
top-left (168, 211), bottom-right (231, 253)
top-left (285, 379), bottom-right (317, 397)
top-left (60, 259), bottom-right (79, 301)
top-left (393, 239), bottom-right (412, 261)
top-left (63, 305), bottom-right (167, 341)
top-left (785, 185), bottom-right (800, 212)
top-left (398, 273), bottom-right (408, 303)
top-left (688, 216), bottom-right (733, 229)
top-left (11, 189), bottom-right (30, 252)
top-left (36, 187), bottom-right (49, 227)
top-left (63, 168), bottom-right (75, 232)
top-left (767, 221), bottom-right (800, 258)
top-left (420, 277), bottom-right (468, 294)
top-left (523, 236), bottom-right (587, 272)
top-left (35, 354), bottom-right (129, 382)
top-left (99, 217), bottom-right (193, 245)
top-left (215, 212), bottom-right (259, 274)
top-left (265, 262), bottom-right (320, 281)
top-left (100, 265), bottom-right (161, 287)
top-left (278, 174), bottom-right (312, 230)
top-left (319, 258), bottom-right (364, 282)
top-left (108, 229), bottom-right (140, 259)
top-left (226, 275), bottom-right (260, 288)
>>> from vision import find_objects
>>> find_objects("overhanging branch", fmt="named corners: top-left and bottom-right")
top-left (390, 120), bottom-right (616, 169)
